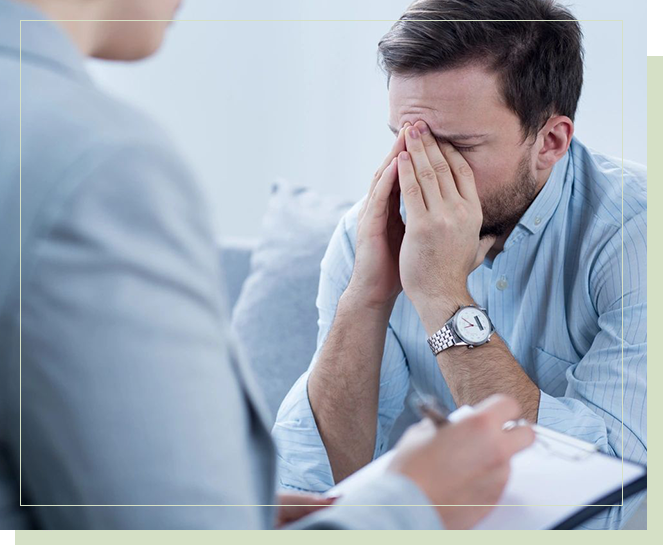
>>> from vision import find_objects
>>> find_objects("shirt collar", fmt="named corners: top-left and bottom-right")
top-left (510, 139), bottom-right (572, 239)
top-left (0, 0), bottom-right (91, 84)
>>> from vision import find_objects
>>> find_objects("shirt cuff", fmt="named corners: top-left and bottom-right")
top-left (536, 390), bottom-right (612, 452)
top-left (286, 472), bottom-right (444, 530)
top-left (272, 372), bottom-right (336, 492)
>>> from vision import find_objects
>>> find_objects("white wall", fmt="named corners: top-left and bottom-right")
top-left (88, 0), bottom-right (646, 237)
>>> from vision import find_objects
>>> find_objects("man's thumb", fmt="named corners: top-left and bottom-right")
top-left (474, 236), bottom-right (496, 269)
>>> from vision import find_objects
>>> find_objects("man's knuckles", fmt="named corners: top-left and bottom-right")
top-left (431, 160), bottom-right (451, 175)
top-left (403, 183), bottom-right (422, 199)
top-left (458, 163), bottom-right (474, 178)
top-left (418, 168), bottom-right (437, 182)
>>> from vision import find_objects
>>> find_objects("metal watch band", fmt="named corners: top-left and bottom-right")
top-left (427, 323), bottom-right (456, 355)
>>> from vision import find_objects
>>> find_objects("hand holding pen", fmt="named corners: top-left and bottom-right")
top-left (387, 394), bottom-right (535, 530)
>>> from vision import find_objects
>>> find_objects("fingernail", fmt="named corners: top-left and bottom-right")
top-left (409, 127), bottom-right (420, 139)
top-left (417, 123), bottom-right (429, 135)
top-left (399, 151), bottom-right (410, 161)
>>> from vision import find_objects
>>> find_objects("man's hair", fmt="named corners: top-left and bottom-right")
top-left (378, 0), bottom-right (584, 143)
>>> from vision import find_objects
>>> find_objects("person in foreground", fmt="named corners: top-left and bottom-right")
top-left (0, 0), bottom-right (536, 531)
top-left (273, 0), bottom-right (647, 530)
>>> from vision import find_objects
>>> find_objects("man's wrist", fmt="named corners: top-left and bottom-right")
top-left (412, 290), bottom-right (475, 337)
top-left (339, 284), bottom-right (396, 323)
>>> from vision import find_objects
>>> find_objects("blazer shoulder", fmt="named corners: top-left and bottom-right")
top-left (21, 62), bottom-right (179, 173)
top-left (15, 67), bottom-right (203, 279)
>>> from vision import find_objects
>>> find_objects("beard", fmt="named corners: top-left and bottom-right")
top-left (479, 150), bottom-right (538, 239)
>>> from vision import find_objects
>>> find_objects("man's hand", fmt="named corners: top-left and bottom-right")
top-left (397, 121), bottom-right (494, 318)
top-left (275, 492), bottom-right (337, 528)
top-left (344, 124), bottom-right (409, 311)
top-left (307, 125), bottom-right (413, 483)
top-left (387, 394), bottom-right (535, 530)
top-left (394, 120), bottom-right (541, 422)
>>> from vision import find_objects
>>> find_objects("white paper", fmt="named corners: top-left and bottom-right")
top-left (327, 406), bottom-right (645, 530)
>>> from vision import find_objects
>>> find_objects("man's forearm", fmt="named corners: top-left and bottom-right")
top-left (307, 290), bottom-right (393, 483)
top-left (417, 294), bottom-right (540, 422)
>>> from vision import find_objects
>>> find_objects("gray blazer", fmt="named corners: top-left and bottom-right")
top-left (0, 0), bottom-right (441, 530)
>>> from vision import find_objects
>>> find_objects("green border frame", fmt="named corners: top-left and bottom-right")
top-left (16, 15), bottom-right (642, 525)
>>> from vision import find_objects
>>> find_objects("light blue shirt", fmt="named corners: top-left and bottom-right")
top-left (273, 137), bottom-right (647, 529)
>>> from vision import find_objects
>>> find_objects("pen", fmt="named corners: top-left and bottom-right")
top-left (410, 393), bottom-right (451, 427)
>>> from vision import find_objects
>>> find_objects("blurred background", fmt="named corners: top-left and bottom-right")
top-left (88, 0), bottom-right (646, 237)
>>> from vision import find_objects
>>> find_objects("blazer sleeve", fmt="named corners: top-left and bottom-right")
top-left (18, 141), bottom-right (443, 531)
top-left (19, 141), bottom-right (275, 528)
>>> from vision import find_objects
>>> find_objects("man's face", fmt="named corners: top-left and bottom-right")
top-left (388, 65), bottom-right (540, 238)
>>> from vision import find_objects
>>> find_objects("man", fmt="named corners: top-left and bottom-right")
top-left (0, 0), bottom-right (535, 531)
top-left (274, 0), bottom-right (647, 530)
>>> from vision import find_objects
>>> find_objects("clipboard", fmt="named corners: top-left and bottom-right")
top-left (328, 405), bottom-right (647, 530)
top-left (467, 402), bottom-right (647, 530)
top-left (552, 468), bottom-right (647, 530)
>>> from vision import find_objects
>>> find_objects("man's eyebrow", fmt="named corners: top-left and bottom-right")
top-left (387, 124), bottom-right (487, 142)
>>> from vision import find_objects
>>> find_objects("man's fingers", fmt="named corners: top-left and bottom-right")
top-left (398, 151), bottom-right (427, 216)
top-left (473, 236), bottom-right (496, 269)
top-left (360, 125), bottom-right (407, 221)
top-left (437, 141), bottom-right (480, 203)
top-left (405, 125), bottom-right (442, 209)
top-left (366, 157), bottom-right (398, 223)
top-left (372, 124), bottom-right (408, 189)
top-left (381, 125), bottom-right (407, 176)
top-left (413, 120), bottom-right (458, 200)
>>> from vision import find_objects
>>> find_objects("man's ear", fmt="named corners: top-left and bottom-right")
top-left (535, 116), bottom-right (574, 171)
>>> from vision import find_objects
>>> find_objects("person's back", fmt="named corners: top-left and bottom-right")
top-left (0, 0), bottom-right (533, 530)
top-left (0, 0), bottom-right (279, 528)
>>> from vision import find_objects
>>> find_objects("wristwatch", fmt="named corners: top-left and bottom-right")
top-left (427, 305), bottom-right (494, 355)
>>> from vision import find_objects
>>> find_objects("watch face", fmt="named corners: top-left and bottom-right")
top-left (454, 307), bottom-right (492, 345)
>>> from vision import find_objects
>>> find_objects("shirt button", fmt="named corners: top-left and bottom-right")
top-left (534, 216), bottom-right (542, 226)
top-left (496, 276), bottom-right (508, 290)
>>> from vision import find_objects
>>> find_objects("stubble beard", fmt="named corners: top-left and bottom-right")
top-left (479, 151), bottom-right (538, 239)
